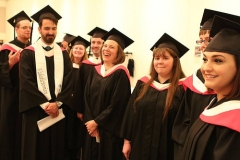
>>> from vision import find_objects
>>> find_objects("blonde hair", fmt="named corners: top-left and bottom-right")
top-left (69, 46), bottom-right (88, 65)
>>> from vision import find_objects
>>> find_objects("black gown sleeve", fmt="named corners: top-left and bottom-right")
top-left (72, 64), bottom-right (88, 113)
top-left (120, 80), bottom-right (143, 140)
top-left (172, 88), bottom-right (192, 155)
top-left (0, 49), bottom-right (13, 87)
top-left (213, 127), bottom-right (240, 159)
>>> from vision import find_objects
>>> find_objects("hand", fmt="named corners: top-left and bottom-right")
top-left (8, 50), bottom-right (21, 69)
top-left (122, 140), bottom-right (131, 160)
top-left (85, 120), bottom-right (98, 135)
top-left (90, 129), bottom-right (100, 137)
top-left (77, 112), bottom-right (83, 121)
top-left (45, 102), bottom-right (59, 118)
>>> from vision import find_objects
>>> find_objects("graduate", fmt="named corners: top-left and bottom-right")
top-left (0, 11), bottom-right (32, 160)
top-left (87, 27), bottom-right (108, 60)
top-left (172, 9), bottom-right (240, 158)
top-left (73, 27), bottom-right (107, 119)
top-left (179, 15), bottom-right (240, 160)
top-left (121, 33), bottom-right (188, 160)
top-left (68, 35), bottom-right (89, 66)
top-left (65, 36), bottom-right (89, 159)
top-left (19, 5), bottom-right (72, 159)
top-left (82, 28), bottom-right (133, 160)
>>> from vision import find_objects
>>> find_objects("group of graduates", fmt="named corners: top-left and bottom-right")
top-left (1, 4), bottom-right (240, 160)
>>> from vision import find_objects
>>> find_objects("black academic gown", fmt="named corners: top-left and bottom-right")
top-left (73, 59), bottom-right (101, 113)
top-left (83, 64), bottom-right (131, 160)
top-left (65, 64), bottom-right (83, 159)
top-left (0, 38), bottom-right (30, 160)
top-left (19, 45), bottom-right (72, 160)
top-left (172, 69), bottom-right (216, 158)
top-left (121, 76), bottom-right (185, 160)
top-left (179, 97), bottom-right (240, 160)
top-left (71, 59), bottom-right (101, 158)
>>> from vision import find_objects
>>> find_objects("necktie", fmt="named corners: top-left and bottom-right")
top-left (43, 46), bottom-right (52, 51)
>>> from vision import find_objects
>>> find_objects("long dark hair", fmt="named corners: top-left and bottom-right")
top-left (133, 48), bottom-right (185, 120)
top-left (224, 55), bottom-right (240, 99)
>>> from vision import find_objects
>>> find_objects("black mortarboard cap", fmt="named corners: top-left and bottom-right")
top-left (102, 28), bottom-right (134, 49)
top-left (205, 16), bottom-right (240, 56)
top-left (63, 33), bottom-right (76, 43)
top-left (88, 27), bottom-right (108, 38)
top-left (68, 36), bottom-right (90, 49)
top-left (150, 33), bottom-right (189, 58)
top-left (200, 8), bottom-right (240, 30)
top-left (8, 11), bottom-right (32, 27)
top-left (56, 42), bottom-right (62, 47)
top-left (31, 5), bottom-right (62, 24)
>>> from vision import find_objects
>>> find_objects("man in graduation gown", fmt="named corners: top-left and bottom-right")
top-left (0, 11), bottom-right (32, 160)
top-left (19, 5), bottom-right (72, 160)
top-left (172, 9), bottom-right (240, 158)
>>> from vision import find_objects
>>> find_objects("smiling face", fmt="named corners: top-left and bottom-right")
top-left (91, 37), bottom-right (103, 56)
top-left (101, 40), bottom-right (118, 64)
top-left (201, 51), bottom-right (237, 97)
top-left (154, 50), bottom-right (174, 80)
top-left (72, 44), bottom-right (85, 59)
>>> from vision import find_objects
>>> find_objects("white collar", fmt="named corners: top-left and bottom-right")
top-left (40, 38), bottom-right (55, 56)
top-left (92, 54), bottom-right (100, 59)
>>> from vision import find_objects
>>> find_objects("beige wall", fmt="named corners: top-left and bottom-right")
top-left (0, 7), bottom-right (6, 32)
top-left (0, 0), bottom-right (6, 43)
top-left (3, 0), bottom-right (240, 87)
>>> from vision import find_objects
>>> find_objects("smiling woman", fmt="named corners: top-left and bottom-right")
top-left (180, 16), bottom-right (240, 160)
top-left (80, 28), bottom-right (133, 160)
top-left (65, 35), bottom-right (89, 159)
top-left (68, 35), bottom-right (89, 65)
top-left (202, 52), bottom-right (236, 100)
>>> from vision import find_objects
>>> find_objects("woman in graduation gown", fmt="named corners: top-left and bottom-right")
top-left (82, 28), bottom-right (133, 160)
top-left (121, 33), bottom-right (189, 160)
top-left (172, 9), bottom-right (240, 158)
top-left (65, 36), bottom-right (89, 159)
top-left (179, 16), bottom-right (240, 160)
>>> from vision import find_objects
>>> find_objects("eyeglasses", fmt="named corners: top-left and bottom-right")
top-left (196, 39), bottom-right (211, 45)
top-left (18, 26), bottom-right (32, 30)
